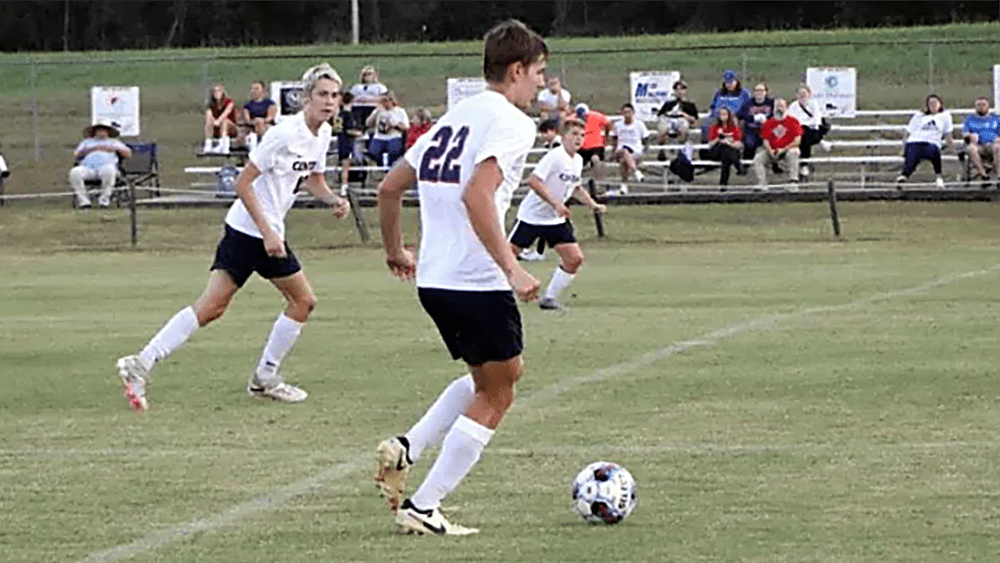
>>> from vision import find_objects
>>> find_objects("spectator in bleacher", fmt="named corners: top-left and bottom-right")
top-left (962, 96), bottom-right (1000, 184)
top-left (332, 91), bottom-right (361, 195)
top-left (736, 83), bottom-right (774, 160)
top-left (366, 91), bottom-right (409, 167)
top-left (706, 70), bottom-right (751, 133)
top-left (239, 80), bottom-right (277, 151)
top-left (753, 98), bottom-right (802, 189)
top-left (536, 76), bottom-right (571, 121)
top-left (896, 94), bottom-right (954, 189)
top-left (406, 108), bottom-right (433, 150)
top-left (655, 79), bottom-right (699, 156)
top-left (611, 103), bottom-right (651, 192)
top-left (786, 84), bottom-right (830, 178)
top-left (203, 83), bottom-right (238, 154)
top-left (538, 118), bottom-right (561, 149)
top-left (701, 106), bottom-right (743, 187)
top-left (350, 65), bottom-right (387, 130)
top-left (69, 119), bottom-right (132, 208)
top-left (575, 103), bottom-right (612, 182)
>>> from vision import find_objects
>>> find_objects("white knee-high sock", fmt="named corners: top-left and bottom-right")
top-left (139, 306), bottom-right (199, 367)
top-left (404, 374), bottom-right (475, 463)
top-left (545, 266), bottom-right (576, 301)
top-left (409, 415), bottom-right (493, 511)
top-left (255, 313), bottom-right (303, 382)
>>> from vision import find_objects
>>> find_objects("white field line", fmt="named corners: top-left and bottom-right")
top-left (65, 264), bottom-right (1000, 563)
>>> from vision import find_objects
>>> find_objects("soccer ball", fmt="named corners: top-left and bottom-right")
top-left (571, 461), bottom-right (638, 524)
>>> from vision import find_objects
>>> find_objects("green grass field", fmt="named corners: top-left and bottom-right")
top-left (2, 201), bottom-right (999, 563)
top-left (0, 22), bottom-right (997, 194)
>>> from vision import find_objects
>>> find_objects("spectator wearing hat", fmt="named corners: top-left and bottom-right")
top-left (575, 103), bottom-right (612, 182)
top-left (655, 79), bottom-right (699, 148)
top-left (69, 119), bottom-right (131, 208)
top-left (736, 83), bottom-right (774, 159)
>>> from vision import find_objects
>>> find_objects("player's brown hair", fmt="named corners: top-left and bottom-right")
top-left (482, 19), bottom-right (548, 84)
top-left (561, 118), bottom-right (585, 134)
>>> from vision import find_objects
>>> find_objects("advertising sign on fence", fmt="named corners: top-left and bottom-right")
top-left (271, 81), bottom-right (304, 123)
top-left (994, 64), bottom-right (1000, 112)
top-left (806, 67), bottom-right (856, 118)
top-left (629, 71), bottom-right (679, 122)
top-left (90, 86), bottom-right (140, 136)
top-left (446, 78), bottom-right (487, 110)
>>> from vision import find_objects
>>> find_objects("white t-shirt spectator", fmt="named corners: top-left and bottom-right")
top-left (537, 88), bottom-right (571, 113)
top-left (75, 138), bottom-right (129, 169)
top-left (613, 119), bottom-right (650, 154)
top-left (372, 107), bottom-right (409, 140)
top-left (906, 111), bottom-right (954, 147)
top-left (517, 146), bottom-right (583, 226)
top-left (787, 98), bottom-right (824, 129)
top-left (225, 112), bottom-right (331, 240)
top-left (404, 90), bottom-right (535, 292)
top-left (350, 82), bottom-right (388, 108)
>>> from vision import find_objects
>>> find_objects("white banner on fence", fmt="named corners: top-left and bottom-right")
top-left (90, 86), bottom-right (140, 136)
top-left (629, 71), bottom-right (679, 122)
top-left (993, 64), bottom-right (1000, 112)
top-left (806, 67), bottom-right (856, 118)
top-left (446, 78), bottom-right (487, 110)
top-left (271, 81), bottom-right (304, 123)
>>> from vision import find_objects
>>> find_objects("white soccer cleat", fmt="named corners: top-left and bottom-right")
top-left (518, 249), bottom-right (545, 262)
top-left (397, 499), bottom-right (478, 536)
top-left (246, 376), bottom-right (308, 403)
top-left (116, 355), bottom-right (150, 412)
top-left (375, 437), bottom-right (412, 511)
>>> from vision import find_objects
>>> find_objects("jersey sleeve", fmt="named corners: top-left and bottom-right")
top-left (249, 126), bottom-right (283, 172)
top-left (531, 150), bottom-right (556, 181)
top-left (474, 116), bottom-right (535, 184)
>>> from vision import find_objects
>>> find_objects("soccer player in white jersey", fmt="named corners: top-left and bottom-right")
top-left (374, 19), bottom-right (547, 535)
top-left (114, 63), bottom-right (351, 412)
top-left (509, 118), bottom-right (606, 310)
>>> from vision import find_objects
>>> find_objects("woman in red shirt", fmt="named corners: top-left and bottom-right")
top-left (703, 107), bottom-right (743, 186)
top-left (405, 108), bottom-right (433, 150)
top-left (204, 83), bottom-right (238, 153)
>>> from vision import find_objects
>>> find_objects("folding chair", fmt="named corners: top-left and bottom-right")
top-left (119, 142), bottom-right (161, 203)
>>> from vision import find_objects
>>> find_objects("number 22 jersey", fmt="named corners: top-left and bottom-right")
top-left (404, 90), bottom-right (536, 292)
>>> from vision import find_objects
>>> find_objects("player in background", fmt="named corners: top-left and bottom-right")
top-left (509, 118), bottom-right (605, 310)
top-left (375, 19), bottom-right (546, 535)
top-left (115, 63), bottom-right (351, 412)
top-left (519, 118), bottom-right (562, 263)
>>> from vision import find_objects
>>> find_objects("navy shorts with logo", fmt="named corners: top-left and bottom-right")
top-left (211, 224), bottom-right (302, 287)
top-left (418, 288), bottom-right (523, 366)
top-left (508, 219), bottom-right (576, 249)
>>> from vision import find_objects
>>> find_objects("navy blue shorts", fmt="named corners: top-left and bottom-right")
top-left (508, 219), bottom-right (576, 249)
top-left (337, 136), bottom-right (354, 161)
top-left (210, 225), bottom-right (301, 287)
top-left (578, 146), bottom-right (605, 164)
top-left (418, 288), bottom-right (523, 366)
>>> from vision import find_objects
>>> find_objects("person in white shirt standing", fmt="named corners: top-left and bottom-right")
top-left (536, 76), bottom-right (571, 120)
top-left (896, 94), bottom-right (955, 189)
top-left (115, 63), bottom-right (351, 412)
top-left (509, 118), bottom-right (605, 310)
top-left (69, 119), bottom-right (132, 208)
top-left (375, 19), bottom-right (547, 536)
top-left (611, 103), bottom-right (651, 193)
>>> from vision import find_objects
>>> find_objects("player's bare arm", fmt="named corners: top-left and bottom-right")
top-left (377, 161), bottom-right (417, 281)
top-left (232, 162), bottom-right (285, 257)
top-left (462, 158), bottom-right (540, 302)
top-left (573, 184), bottom-right (606, 213)
top-left (302, 172), bottom-right (350, 219)
top-left (528, 173), bottom-right (570, 218)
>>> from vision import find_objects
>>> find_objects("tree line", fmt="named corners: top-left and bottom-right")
top-left (1, 1), bottom-right (996, 53)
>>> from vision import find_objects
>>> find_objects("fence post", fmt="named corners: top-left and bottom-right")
top-left (927, 42), bottom-right (935, 94)
top-left (129, 182), bottom-right (138, 247)
top-left (742, 51), bottom-right (748, 82)
top-left (826, 179), bottom-right (841, 238)
top-left (30, 60), bottom-right (40, 161)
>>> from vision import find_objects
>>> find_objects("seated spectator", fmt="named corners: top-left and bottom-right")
top-left (575, 103), bottom-right (613, 181)
top-left (736, 83), bottom-right (774, 159)
top-left (896, 94), bottom-right (954, 189)
top-left (537, 76), bottom-right (571, 121)
top-left (350, 65), bottom-right (388, 131)
top-left (69, 119), bottom-right (132, 208)
top-left (611, 103), bottom-right (651, 192)
top-left (753, 98), bottom-right (803, 189)
top-left (786, 84), bottom-right (830, 178)
top-left (655, 79), bottom-right (699, 153)
top-left (203, 83), bottom-right (237, 154)
top-left (700, 106), bottom-right (743, 187)
top-left (331, 91), bottom-right (362, 194)
top-left (538, 118), bottom-right (561, 149)
top-left (962, 96), bottom-right (1000, 184)
top-left (239, 80), bottom-right (277, 150)
top-left (705, 70), bottom-right (751, 137)
top-left (366, 92), bottom-right (409, 167)
top-left (406, 108), bottom-right (433, 150)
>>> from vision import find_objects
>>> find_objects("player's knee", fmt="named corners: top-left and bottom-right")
top-left (196, 300), bottom-right (228, 325)
top-left (564, 253), bottom-right (584, 273)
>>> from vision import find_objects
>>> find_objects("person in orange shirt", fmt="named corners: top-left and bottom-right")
top-left (574, 103), bottom-right (612, 182)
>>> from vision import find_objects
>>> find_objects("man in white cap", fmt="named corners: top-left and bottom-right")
top-left (574, 102), bottom-right (611, 183)
top-left (69, 119), bottom-right (131, 208)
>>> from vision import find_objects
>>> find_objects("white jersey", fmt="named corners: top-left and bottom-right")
top-left (613, 119), bottom-right (650, 154)
top-left (517, 146), bottom-right (583, 226)
top-left (906, 111), bottom-right (954, 147)
top-left (404, 90), bottom-right (535, 292)
top-left (225, 112), bottom-right (331, 240)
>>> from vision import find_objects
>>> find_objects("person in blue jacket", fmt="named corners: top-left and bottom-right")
top-left (704, 70), bottom-right (751, 139)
